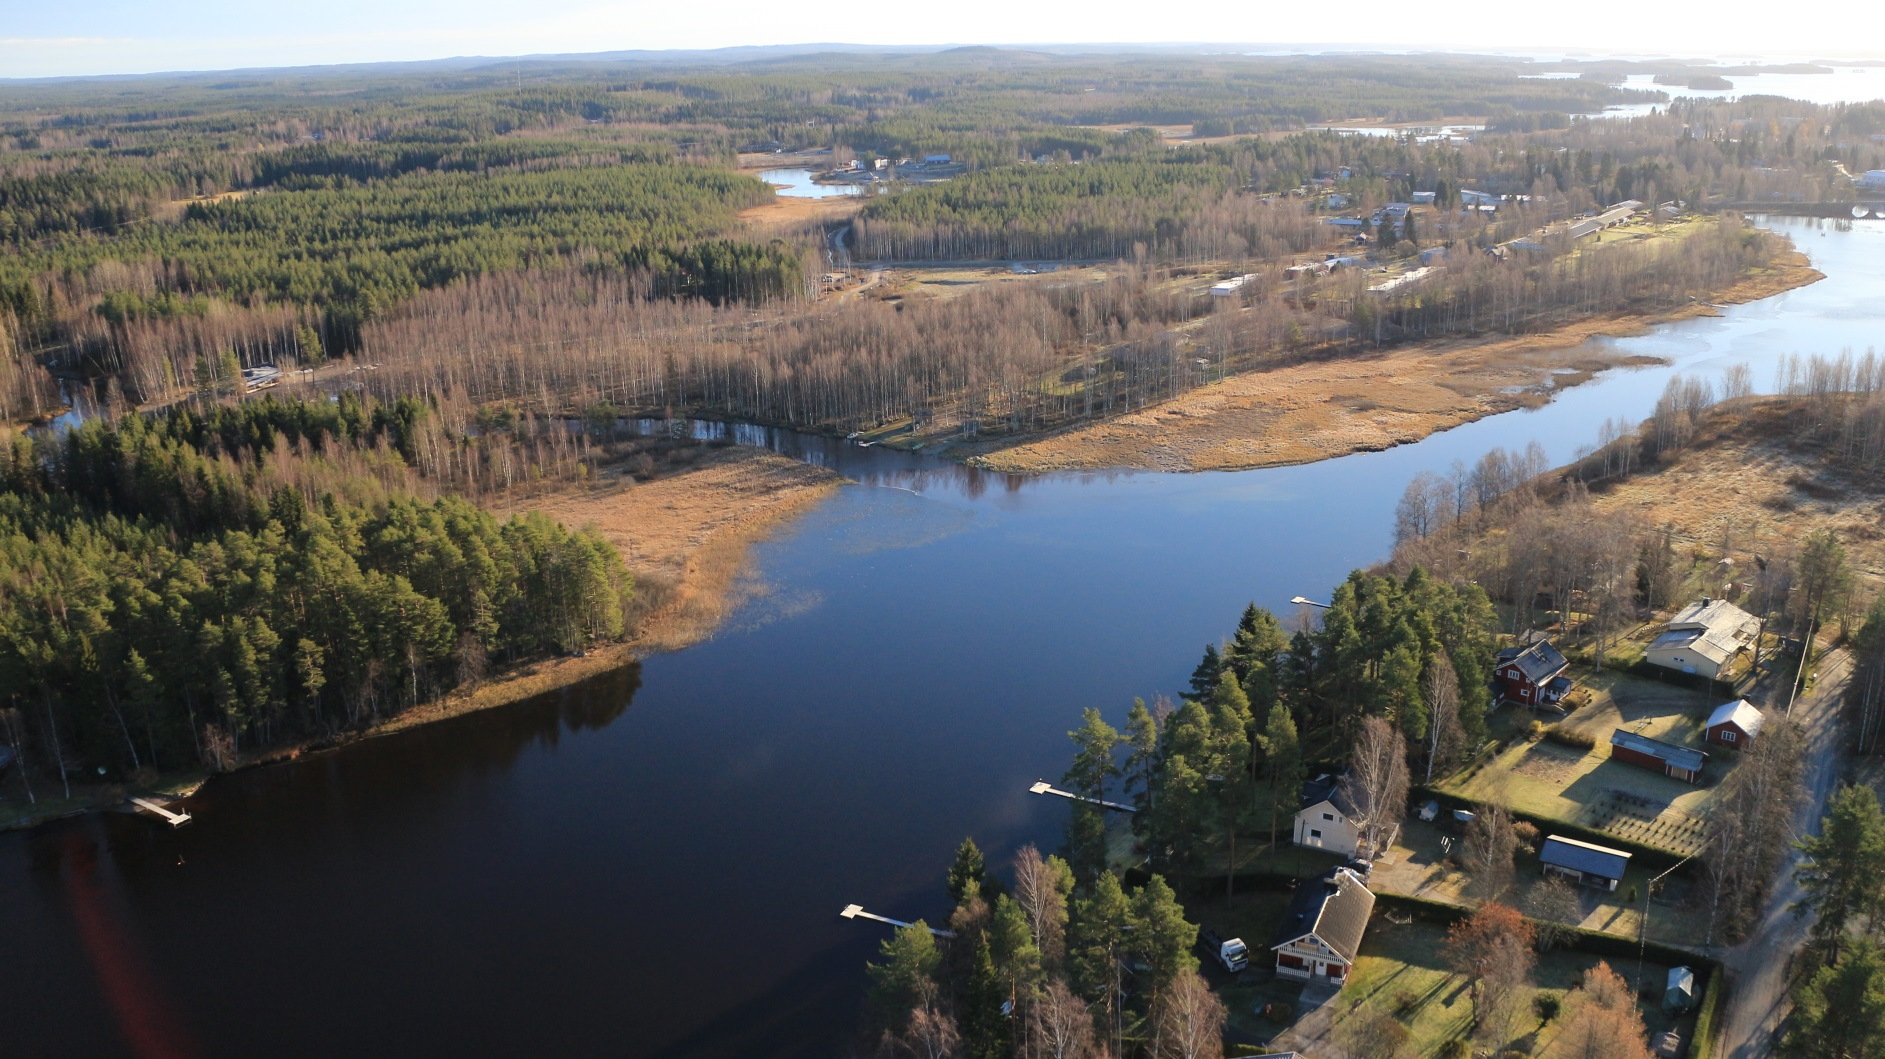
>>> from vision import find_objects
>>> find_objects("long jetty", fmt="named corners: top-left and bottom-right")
top-left (130, 797), bottom-right (192, 827)
top-left (840, 905), bottom-right (956, 938)
top-left (1028, 780), bottom-right (1136, 812)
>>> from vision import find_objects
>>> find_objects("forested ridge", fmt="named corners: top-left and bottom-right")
top-left (0, 395), bottom-right (633, 798)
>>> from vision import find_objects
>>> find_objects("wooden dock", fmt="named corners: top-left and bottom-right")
top-left (840, 904), bottom-right (955, 938)
top-left (130, 797), bottom-right (192, 828)
top-left (1028, 780), bottom-right (1136, 813)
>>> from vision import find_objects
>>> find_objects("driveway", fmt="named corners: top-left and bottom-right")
top-left (1715, 646), bottom-right (1853, 1058)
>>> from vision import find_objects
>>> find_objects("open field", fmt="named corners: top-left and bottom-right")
top-left (1583, 396), bottom-right (1885, 595)
top-left (1445, 671), bottom-right (1722, 854)
top-left (958, 252), bottom-right (1822, 473)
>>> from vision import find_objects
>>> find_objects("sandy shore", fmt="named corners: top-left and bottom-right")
top-left (962, 254), bottom-right (1823, 474)
top-left (363, 446), bottom-right (844, 736)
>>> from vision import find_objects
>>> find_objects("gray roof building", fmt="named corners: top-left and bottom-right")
top-left (1497, 639), bottom-right (1569, 687)
top-left (1540, 835), bottom-right (1632, 882)
top-left (1611, 729), bottom-right (1707, 775)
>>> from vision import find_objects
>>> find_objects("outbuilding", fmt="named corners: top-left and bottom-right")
top-left (1539, 834), bottom-right (1632, 891)
top-left (1705, 699), bottom-right (1765, 750)
top-left (1610, 729), bottom-right (1707, 784)
top-left (1665, 966), bottom-right (1696, 1013)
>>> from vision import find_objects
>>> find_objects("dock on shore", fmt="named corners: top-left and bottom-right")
top-left (130, 797), bottom-right (192, 827)
top-left (1027, 780), bottom-right (1136, 812)
top-left (840, 904), bottom-right (955, 938)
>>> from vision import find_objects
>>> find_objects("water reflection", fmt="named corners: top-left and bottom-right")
top-left (3, 218), bottom-right (1883, 1059)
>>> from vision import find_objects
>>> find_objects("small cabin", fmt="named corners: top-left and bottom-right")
top-left (1705, 699), bottom-right (1765, 750)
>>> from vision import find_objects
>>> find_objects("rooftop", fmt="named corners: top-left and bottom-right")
top-left (1707, 699), bottom-right (1765, 737)
top-left (1611, 729), bottom-right (1708, 773)
top-left (1497, 639), bottom-right (1569, 686)
top-left (1540, 834), bottom-right (1632, 880)
top-left (1268, 868), bottom-right (1376, 961)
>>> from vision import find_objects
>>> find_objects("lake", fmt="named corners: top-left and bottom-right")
top-left (759, 168), bottom-right (863, 198)
top-left (3, 218), bottom-right (1882, 1057)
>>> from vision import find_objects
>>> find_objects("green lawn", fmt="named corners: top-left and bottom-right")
top-left (1372, 819), bottom-right (1714, 948)
top-left (1329, 917), bottom-right (1696, 1057)
top-left (1444, 669), bottom-right (1723, 854)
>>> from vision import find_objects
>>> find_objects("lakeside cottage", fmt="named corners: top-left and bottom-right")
top-left (1539, 834), bottom-right (1632, 891)
top-left (1610, 729), bottom-right (1707, 784)
top-left (1645, 597), bottom-right (1760, 680)
top-left (1268, 867), bottom-right (1376, 986)
top-left (1706, 699), bottom-right (1765, 749)
top-left (1292, 773), bottom-right (1363, 858)
top-left (1495, 639), bottom-right (1572, 709)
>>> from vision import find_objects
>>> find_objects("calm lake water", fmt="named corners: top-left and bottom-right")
top-left (759, 168), bottom-right (863, 198)
top-left (4, 218), bottom-right (1883, 1057)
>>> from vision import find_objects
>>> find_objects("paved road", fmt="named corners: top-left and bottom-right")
top-left (1717, 646), bottom-right (1854, 1059)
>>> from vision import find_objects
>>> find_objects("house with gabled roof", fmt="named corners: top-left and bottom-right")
top-left (1495, 639), bottom-right (1572, 708)
top-left (1540, 834), bottom-right (1631, 891)
top-left (1706, 699), bottom-right (1765, 750)
top-left (1646, 597), bottom-right (1759, 680)
top-left (1269, 867), bottom-right (1376, 985)
top-left (1292, 773), bottom-right (1363, 858)
top-left (1610, 729), bottom-right (1707, 784)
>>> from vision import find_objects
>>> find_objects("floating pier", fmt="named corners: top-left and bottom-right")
top-left (840, 904), bottom-right (955, 938)
top-left (130, 797), bottom-right (192, 828)
top-left (1028, 780), bottom-right (1136, 813)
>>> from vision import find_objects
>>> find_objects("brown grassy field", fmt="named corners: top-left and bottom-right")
top-left (1583, 396), bottom-right (1885, 594)
top-left (960, 252), bottom-right (1822, 474)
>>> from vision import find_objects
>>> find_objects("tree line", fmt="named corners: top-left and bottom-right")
top-left (0, 394), bottom-right (634, 802)
top-left (860, 840), bottom-right (1218, 1059)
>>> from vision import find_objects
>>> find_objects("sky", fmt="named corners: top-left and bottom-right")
top-left (3, 0), bottom-right (1883, 80)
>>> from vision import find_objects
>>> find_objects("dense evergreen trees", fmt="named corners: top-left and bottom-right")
top-left (0, 398), bottom-right (632, 789)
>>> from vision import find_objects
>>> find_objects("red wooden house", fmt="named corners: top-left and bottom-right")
top-left (1705, 699), bottom-right (1764, 750)
top-left (1495, 639), bottom-right (1572, 708)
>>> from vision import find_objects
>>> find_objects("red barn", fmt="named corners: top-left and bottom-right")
top-left (1610, 729), bottom-right (1707, 784)
top-left (1705, 699), bottom-right (1764, 750)
top-left (1495, 639), bottom-right (1571, 708)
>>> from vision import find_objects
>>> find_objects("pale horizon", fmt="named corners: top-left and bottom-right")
top-left (6, 0), bottom-right (1883, 81)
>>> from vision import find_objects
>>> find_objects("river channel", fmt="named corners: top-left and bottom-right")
top-left (3, 218), bottom-right (1882, 1057)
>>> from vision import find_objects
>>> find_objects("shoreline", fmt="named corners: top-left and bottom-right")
top-left (954, 252), bottom-right (1824, 474)
top-left (1, 448), bottom-right (845, 833)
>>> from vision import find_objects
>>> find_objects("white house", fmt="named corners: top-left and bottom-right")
top-left (1293, 774), bottom-right (1363, 858)
top-left (1269, 867), bottom-right (1376, 985)
top-left (1645, 597), bottom-right (1760, 680)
